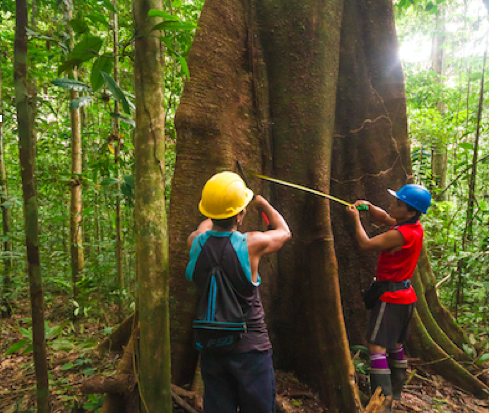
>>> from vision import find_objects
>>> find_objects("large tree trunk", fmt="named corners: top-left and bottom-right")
top-left (330, 0), bottom-right (412, 352)
top-left (15, 0), bottom-right (50, 411)
top-left (255, 1), bottom-right (360, 410)
top-left (170, 0), bottom-right (262, 386)
top-left (170, 0), bottom-right (487, 410)
top-left (0, 49), bottom-right (14, 318)
top-left (171, 0), bottom-right (359, 411)
top-left (133, 0), bottom-right (172, 411)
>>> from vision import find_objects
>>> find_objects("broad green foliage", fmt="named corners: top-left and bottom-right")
top-left (0, 0), bottom-right (202, 321)
top-left (397, 0), bottom-right (489, 348)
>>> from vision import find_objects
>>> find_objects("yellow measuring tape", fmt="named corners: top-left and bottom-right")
top-left (250, 173), bottom-right (353, 207)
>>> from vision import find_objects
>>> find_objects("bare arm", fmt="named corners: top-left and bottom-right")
top-left (187, 219), bottom-right (213, 250)
top-left (354, 200), bottom-right (397, 227)
top-left (346, 205), bottom-right (404, 251)
top-left (247, 196), bottom-right (291, 257)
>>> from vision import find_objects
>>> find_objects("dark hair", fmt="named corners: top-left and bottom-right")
top-left (211, 216), bottom-right (236, 230)
top-left (407, 204), bottom-right (422, 221)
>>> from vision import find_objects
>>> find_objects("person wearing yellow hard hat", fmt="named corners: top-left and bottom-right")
top-left (186, 171), bottom-right (291, 413)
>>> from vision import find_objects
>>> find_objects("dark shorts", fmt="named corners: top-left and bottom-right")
top-left (366, 301), bottom-right (415, 349)
top-left (200, 349), bottom-right (276, 413)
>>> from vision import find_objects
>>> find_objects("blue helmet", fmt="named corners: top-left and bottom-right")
top-left (387, 184), bottom-right (431, 214)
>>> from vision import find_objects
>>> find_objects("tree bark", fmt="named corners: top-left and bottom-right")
top-left (15, 0), bottom-right (50, 410)
top-left (97, 311), bottom-right (138, 353)
top-left (133, 0), bottom-right (172, 410)
top-left (416, 245), bottom-right (469, 350)
top-left (64, 1), bottom-right (84, 317)
top-left (331, 0), bottom-right (412, 348)
top-left (81, 374), bottom-right (136, 394)
top-left (112, 0), bottom-right (124, 292)
top-left (0, 47), bottom-right (13, 318)
top-left (255, 0), bottom-right (360, 409)
top-left (409, 310), bottom-right (489, 398)
top-left (100, 329), bottom-right (140, 413)
top-left (171, 0), bottom-right (360, 411)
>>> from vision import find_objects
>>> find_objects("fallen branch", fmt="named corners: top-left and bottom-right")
top-left (171, 383), bottom-right (195, 400)
top-left (410, 356), bottom-right (453, 366)
top-left (364, 387), bottom-right (385, 413)
top-left (171, 389), bottom-right (199, 413)
top-left (80, 374), bottom-right (136, 395)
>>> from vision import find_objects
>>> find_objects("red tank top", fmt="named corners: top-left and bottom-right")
top-left (376, 221), bottom-right (423, 304)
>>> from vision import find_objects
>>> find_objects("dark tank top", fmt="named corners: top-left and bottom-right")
top-left (187, 231), bottom-right (271, 353)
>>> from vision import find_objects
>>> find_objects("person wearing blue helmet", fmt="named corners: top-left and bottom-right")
top-left (346, 184), bottom-right (431, 413)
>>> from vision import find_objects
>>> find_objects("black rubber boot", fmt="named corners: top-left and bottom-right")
top-left (389, 359), bottom-right (407, 401)
top-left (370, 370), bottom-right (393, 413)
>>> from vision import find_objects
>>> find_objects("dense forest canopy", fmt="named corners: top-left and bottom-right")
top-left (2, 0), bottom-right (489, 411)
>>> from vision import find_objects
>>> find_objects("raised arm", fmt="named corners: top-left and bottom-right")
top-left (247, 196), bottom-right (291, 258)
top-left (187, 219), bottom-right (213, 250)
top-left (346, 205), bottom-right (403, 251)
top-left (354, 200), bottom-right (397, 227)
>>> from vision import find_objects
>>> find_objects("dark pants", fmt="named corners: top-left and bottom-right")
top-left (200, 349), bottom-right (276, 413)
top-left (367, 301), bottom-right (416, 349)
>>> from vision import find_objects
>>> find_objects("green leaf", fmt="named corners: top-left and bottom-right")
top-left (161, 36), bottom-right (175, 54)
top-left (101, 177), bottom-right (119, 186)
top-left (70, 96), bottom-right (94, 111)
top-left (110, 112), bottom-right (135, 127)
top-left (90, 56), bottom-right (113, 92)
top-left (20, 328), bottom-right (32, 339)
top-left (100, 71), bottom-right (132, 114)
top-left (147, 9), bottom-right (180, 20)
top-left (172, 0), bottom-right (182, 6)
top-left (476, 353), bottom-right (489, 364)
top-left (5, 339), bottom-right (28, 356)
top-left (45, 321), bottom-right (69, 340)
top-left (22, 344), bottom-right (33, 354)
top-left (459, 143), bottom-right (474, 150)
top-left (177, 55), bottom-right (190, 77)
top-left (26, 27), bottom-right (37, 36)
top-left (152, 21), bottom-right (198, 32)
top-left (69, 36), bottom-right (103, 63)
top-left (350, 345), bottom-right (370, 357)
top-left (69, 18), bottom-right (90, 34)
top-left (52, 78), bottom-right (92, 92)
top-left (101, 0), bottom-right (117, 13)
top-left (57, 59), bottom-right (79, 76)
top-left (123, 174), bottom-right (135, 187)
top-left (62, 363), bottom-right (74, 370)
top-left (87, 13), bottom-right (110, 27)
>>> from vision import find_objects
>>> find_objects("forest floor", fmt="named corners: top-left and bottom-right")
top-left (2, 297), bottom-right (489, 412)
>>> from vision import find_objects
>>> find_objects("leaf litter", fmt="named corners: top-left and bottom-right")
top-left (2, 297), bottom-right (489, 412)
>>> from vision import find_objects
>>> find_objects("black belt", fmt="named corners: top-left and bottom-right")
top-left (375, 279), bottom-right (411, 292)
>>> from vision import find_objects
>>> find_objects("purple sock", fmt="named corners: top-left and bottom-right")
top-left (370, 353), bottom-right (389, 370)
top-left (388, 345), bottom-right (405, 361)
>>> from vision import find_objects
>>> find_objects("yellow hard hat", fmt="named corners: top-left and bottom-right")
top-left (199, 172), bottom-right (254, 219)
